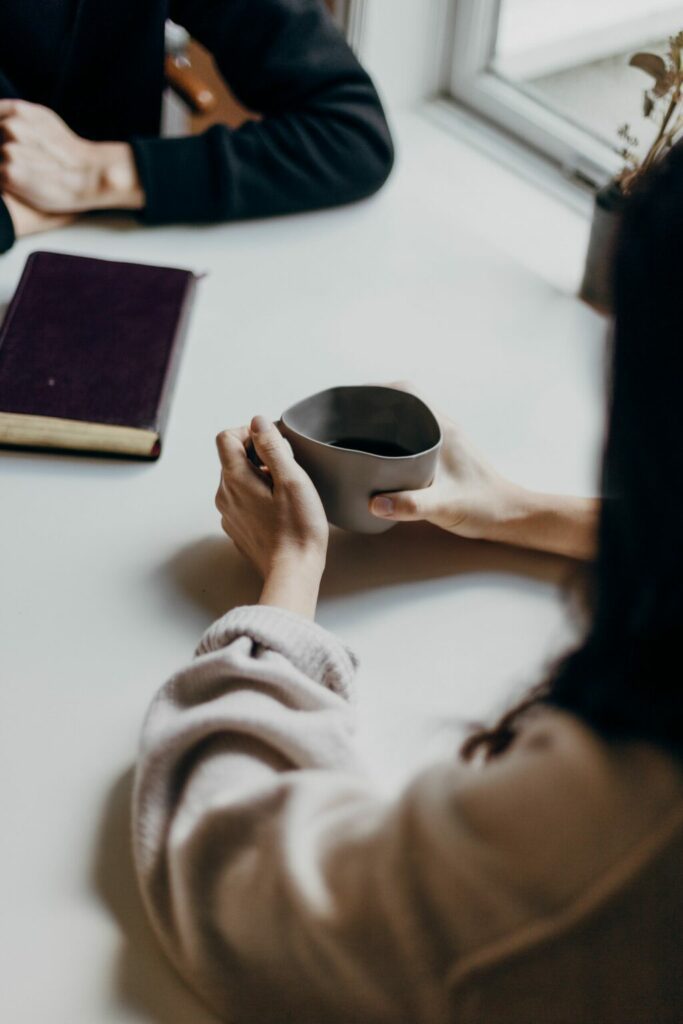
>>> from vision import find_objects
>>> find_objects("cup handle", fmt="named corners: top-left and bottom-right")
top-left (245, 419), bottom-right (286, 470)
top-left (245, 439), bottom-right (261, 469)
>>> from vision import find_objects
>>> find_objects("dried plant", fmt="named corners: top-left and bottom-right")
top-left (616, 31), bottom-right (683, 195)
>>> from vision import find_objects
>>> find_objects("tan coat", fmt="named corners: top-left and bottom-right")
top-left (133, 605), bottom-right (683, 1023)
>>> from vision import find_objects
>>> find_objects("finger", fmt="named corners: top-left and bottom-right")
top-left (0, 100), bottom-right (19, 121)
top-left (0, 146), bottom-right (38, 200)
top-left (0, 116), bottom-right (14, 142)
top-left (0, 100), bottom-right (48, 120)
top-left (0, 114), bottom-right (32, 144)
top-left (249, 416), bottom-right (296, 483)
top-left (215, 426), bottom-right (250, 468)
top-left (0, 140), bottom-right (21, 166)
top-left (370, 489), bottom-right (432, 521)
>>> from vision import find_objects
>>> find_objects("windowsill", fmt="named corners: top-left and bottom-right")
top-left (409, 100), bottom-right (597, 294)
top-left (426, 97), bottom-right (598, 212)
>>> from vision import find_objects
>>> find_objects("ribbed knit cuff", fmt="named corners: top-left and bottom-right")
top-left (0, 197), bottom-right (16, 254)
top-left (131, 129), bottom-right (224, 225)
top-left (196, 605), bottom-right (358, 701)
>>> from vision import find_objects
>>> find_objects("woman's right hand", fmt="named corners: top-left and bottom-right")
top-left (369, 388), bottom-right (599, 560)
top-left (369, 407), bottom-right (521, 541)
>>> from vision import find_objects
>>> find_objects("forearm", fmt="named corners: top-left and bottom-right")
top-left (132, 98), bottom-right (392, 226)
top-left (135, 0), bottom-right (392, 226)
top-left (487, 486), bottom-right (600, 561)
top-left (259, 552), bottom-right (325, 620)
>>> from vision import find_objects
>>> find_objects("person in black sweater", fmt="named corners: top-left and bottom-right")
top-left (0, 0), bottom-right (393, 254)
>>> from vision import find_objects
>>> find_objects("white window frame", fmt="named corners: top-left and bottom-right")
top-left (448, 0), bottom-right (626, 188)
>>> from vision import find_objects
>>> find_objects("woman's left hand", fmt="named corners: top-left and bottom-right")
top-left (0, 100), bottom-right (144, 213)
top-left (216, 417), bottom-right (329, 619)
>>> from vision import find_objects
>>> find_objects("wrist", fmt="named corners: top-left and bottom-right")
top-left (447, 479), bottom-right (531, 544)
top-left (268, 545), bottom-right (326, 587)
top-left (488, 486), bottom-right (599, 560)
top-left (87, 142), bottom-right (145, 210)
top-left (482, 483), bottom-right (541, 544)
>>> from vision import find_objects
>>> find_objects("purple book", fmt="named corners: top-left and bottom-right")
top-left (0, 251), bottom-right (197, 459)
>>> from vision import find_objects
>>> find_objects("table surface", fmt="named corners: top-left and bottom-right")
top-left (0, 112), bottom-right (606, 1023)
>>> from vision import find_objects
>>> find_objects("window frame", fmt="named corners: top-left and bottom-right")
top-left (447, 0), bottom-right (624, 189)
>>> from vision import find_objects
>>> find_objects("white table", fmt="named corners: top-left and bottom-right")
top-left (0, 113), bottom-right (606, 1023)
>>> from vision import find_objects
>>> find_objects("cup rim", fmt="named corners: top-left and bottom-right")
top-left (281, 385), bottom-right (443, 461)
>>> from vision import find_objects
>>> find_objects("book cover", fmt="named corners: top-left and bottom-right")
top-left (0, 251), bottom-right (197, 459)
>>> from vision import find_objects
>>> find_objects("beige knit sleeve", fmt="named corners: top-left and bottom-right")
top-left (132, 604), bottom-right (456, 1024)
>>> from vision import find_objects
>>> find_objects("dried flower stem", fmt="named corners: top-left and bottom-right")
top-left (618, 32), bottom-right (683, 194)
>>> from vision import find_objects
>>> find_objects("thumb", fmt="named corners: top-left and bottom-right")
top-left (370, 489), bottom-right (430, 522)
top-left (250, 415), bottom-right (295, 482)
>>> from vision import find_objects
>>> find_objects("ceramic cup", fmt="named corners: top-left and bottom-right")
top-left (280, 385), bottom-right (442, 533)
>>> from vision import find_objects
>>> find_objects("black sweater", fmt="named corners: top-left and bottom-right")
top-left (0, 0), bottom-right (393, 253)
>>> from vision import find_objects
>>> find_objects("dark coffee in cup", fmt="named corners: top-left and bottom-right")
top-left (328, 438), bottom-right (413, 457)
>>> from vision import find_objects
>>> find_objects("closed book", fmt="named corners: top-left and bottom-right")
top-left (0, 251), bottom-right (197, 459)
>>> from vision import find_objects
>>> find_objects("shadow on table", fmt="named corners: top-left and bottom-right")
top-left (165, 521), bottom-right (586, 623)
top-left (93, 768), bottom-right (221, 1024)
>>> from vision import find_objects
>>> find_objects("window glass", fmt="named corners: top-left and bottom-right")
top-left (493, 0), bottom-right (681, 157)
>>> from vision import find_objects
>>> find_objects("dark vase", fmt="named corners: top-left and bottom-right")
top-left (579, 181), bottom-right (626, 314)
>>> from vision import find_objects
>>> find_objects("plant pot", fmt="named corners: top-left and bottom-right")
top-left (579, 181), bottom-right (626, 314)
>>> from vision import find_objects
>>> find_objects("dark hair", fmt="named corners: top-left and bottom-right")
top-left (464, 143), bottom-right (683, 762)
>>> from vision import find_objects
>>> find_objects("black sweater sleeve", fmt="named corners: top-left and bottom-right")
top-left (0, 197), bottom-right (16, 254)
top-left (131, 0), bottom-right (394, 225)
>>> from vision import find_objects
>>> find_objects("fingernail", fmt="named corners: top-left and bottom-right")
top-left (251, 415), bottom-right (270, 434)
top-left (372, 496), bottom-right (394, 516)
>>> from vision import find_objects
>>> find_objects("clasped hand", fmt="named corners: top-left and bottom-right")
top-left (0, 99), bottom-right (143, 236)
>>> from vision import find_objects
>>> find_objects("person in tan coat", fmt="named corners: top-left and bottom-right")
top-left (133, 145), bottom-right (683, 1022)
